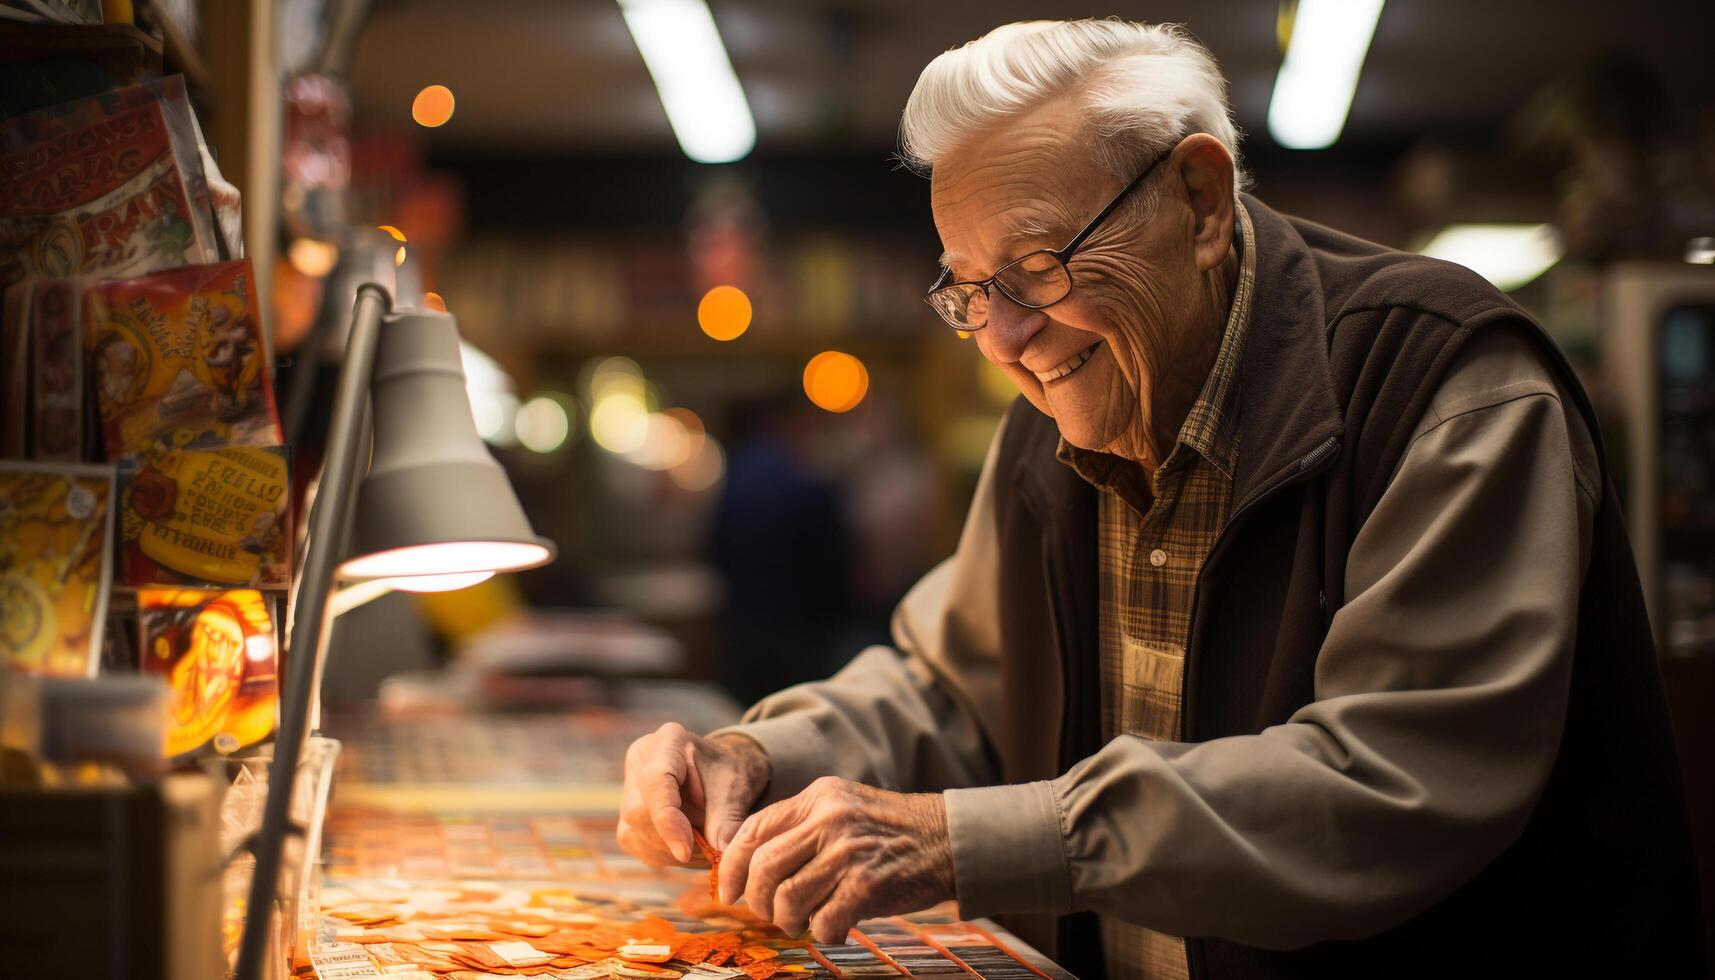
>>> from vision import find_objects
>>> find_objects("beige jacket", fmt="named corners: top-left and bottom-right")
top-left (714, 327), bottom-right (1599, 949)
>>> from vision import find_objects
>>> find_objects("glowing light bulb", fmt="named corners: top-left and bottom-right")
top-left (515, 395), bottom-right (571, 453)
top-left (286, 238), bottom-right (339, 278)
top-left (803, 351), bottom-right (869, 413)
top-left (697, 285), bottom-right (752, 341)
top-left (411, 85), bottom-right (455, 128)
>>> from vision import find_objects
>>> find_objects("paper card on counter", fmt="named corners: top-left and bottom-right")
top-left (612, 962), bottom-right (684, 980)
top-left (619, 943), bottom-right (674, 963)
top-left (310, 941), bottom-right (383, 978)
top-left (488, 939), bottom-right (555, 967)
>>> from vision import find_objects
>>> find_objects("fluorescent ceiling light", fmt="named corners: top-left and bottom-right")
top-left (1268, 0), bottom-right (1386, 150)
top-left (618, 0), bottom-right (756, 164)
top-left (1418, 223), bottom-right (1564, 292)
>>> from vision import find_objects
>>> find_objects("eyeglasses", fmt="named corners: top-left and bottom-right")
top-left (924, 147), bottom-right (1171, 331)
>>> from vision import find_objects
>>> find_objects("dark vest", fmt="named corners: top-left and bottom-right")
top-left (987, 196), bottom-right (1702, 978)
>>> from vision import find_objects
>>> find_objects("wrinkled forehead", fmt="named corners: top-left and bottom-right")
top-left (929, 112), bottom-right (1109, 272)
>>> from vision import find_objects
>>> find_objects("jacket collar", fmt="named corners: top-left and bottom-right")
top-left (1011, 194), bottom-right (1344, 514)
top-left (1228, 193), bottom-right (1344, 509)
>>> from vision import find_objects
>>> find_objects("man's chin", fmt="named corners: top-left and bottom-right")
top-left (1050, 417), bottom-right (1119, 453)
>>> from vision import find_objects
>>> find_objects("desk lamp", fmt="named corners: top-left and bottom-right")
top-left (233, 285), bottom-right (554, 980)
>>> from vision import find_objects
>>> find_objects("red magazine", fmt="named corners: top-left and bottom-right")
top-left (84, 259), bottom-right (281, 460)
top-left (0, 76), bottom-right (219, 294)
top-left (28, 278), bottom-right (87, 462)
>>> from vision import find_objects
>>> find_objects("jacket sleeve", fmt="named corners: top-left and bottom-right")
top-left (707, 416), bottom-right (1011, 804)
top-left (943, 333), bottom-right (1602, 948)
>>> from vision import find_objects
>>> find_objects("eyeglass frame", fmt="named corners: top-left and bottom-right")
top-left (923, 143), bottom-right (1175, 330)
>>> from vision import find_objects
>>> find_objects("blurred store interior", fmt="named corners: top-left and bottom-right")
top-left (326, 0), bottom-right (1715, 683)
top-left (321, 0), bottom-right (1715, 729)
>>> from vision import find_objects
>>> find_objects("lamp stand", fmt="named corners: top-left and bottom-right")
top-left (233, 283), bottom-right (392, 980)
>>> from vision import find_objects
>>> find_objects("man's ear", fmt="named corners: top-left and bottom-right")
top-left (1172, 134), bottom-right (1236, 272)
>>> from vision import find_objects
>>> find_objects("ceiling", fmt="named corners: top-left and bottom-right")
top-left (348, 0), bottom-right (1714, 156)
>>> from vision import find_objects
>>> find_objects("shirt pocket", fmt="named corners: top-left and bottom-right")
top-left (1118, 636), bottom-right (1186, 740)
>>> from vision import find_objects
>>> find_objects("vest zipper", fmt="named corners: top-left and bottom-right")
top-left (1178, 433), bottom-right (1339, 980)
top-left (1176, 434), bottom-right (1339, 741)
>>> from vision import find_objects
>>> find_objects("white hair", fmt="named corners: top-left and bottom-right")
top-left (900, 19), bottom-right (1246, 196)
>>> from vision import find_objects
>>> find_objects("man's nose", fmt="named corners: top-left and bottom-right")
top-left (982, 287), bottom-right (1049, 363)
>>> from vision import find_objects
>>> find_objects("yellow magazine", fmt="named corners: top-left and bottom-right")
top-left (84, 259), bottom-right (282, 460)
top-left (117, 444), bottom-right (291, 589)
top-left (0, 462), bottom-right (115, 677)
top-left (137, 588), bottom-right (278, 757)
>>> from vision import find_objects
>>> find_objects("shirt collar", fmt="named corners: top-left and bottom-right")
top-left (1056, 198), bottom-right (1257, 491)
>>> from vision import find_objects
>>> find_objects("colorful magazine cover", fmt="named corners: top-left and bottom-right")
top-left (27, 278), bottom-right (88, 461)
top-left (137, 588), bottom-right (279, 758)
top-left (0, 76), bottom-right (219, 296)
top-left (117, 444), bottom-right (291, 590)
top-left (84, 259), bottom-right (281, 459)
top-left (0, 462), bottom-right (115, 677)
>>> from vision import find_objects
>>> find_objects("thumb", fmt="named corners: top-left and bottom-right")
top-left (700, 765), bottom-right (754, 850)
top-left (706, 801), bottom-right (749, 852)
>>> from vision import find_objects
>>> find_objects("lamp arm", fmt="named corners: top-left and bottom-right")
top-left (234, 283), bottom-right (391, 980)
top-left (327, 578), bottom-right (396, 619)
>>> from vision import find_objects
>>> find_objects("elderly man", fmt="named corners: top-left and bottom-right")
top-left (618, 19), bottom-right (1700, 979)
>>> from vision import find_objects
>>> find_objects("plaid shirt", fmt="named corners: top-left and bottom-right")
top-left (1057, 201), bottom-right (1256, 980)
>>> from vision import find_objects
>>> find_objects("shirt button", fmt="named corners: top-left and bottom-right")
top-left (1149, 548), bottom-right (1168, 567)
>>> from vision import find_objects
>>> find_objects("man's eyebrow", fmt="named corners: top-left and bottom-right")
top-left (938, 218), bottom-right (1070, 277)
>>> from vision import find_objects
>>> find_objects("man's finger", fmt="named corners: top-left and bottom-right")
top-left (683, 740), bottom-right (708, 813)
top-left (640, 730), bottom-right (694, 863)
top-left (808, 879), bottom-right (867, 946)
top-left (701, 765), bottom-right (751, 851)
top-left (616, 819), bottom-right (680, 868)
top-left (617, 766), bottom-right (663, 858)
top-left (769, 844), bottom-right (844, 936)
top-left (718, 798), bottom-right (799, 904)
top-left (742, 825), bottom-right (821, 924)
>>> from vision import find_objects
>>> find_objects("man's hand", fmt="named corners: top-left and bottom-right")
top-left (717, 776), bottom-right (954, 944)
top-left (617, 723), bottom-right (771, 865)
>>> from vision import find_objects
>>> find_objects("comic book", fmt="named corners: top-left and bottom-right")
top-left (137, 588), bottom-right (279, 757)
top-left (84, 259), bottom-right (281, 459)
top-left (117, 444), bottom-right (291, 590)
top-left (1, 277), bottom-right (91, 461)
top-left (27, 278), bottom-right (88, 461)
top-left (0, 76), bottom-right (219, 295)
top-left (0, 462), bottom-right (114, 677)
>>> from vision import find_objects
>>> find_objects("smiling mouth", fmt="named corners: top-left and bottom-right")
top-left (1033, 342), bottom-right (1102, 383)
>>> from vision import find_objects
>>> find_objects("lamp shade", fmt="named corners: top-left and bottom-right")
top-left (337, 309), bottom-right (555, 580)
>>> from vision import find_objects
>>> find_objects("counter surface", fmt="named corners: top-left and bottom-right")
top-left (305, 685), bottom-right (1076, 980)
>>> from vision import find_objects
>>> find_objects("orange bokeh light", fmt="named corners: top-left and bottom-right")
top-left (803, 351), bottom-right (869, 413)
top-left (697, 285), bottom-right (752, 341)
top-left (423, 291), bottom-right (447, 312)
top-left (411, 85), bottom-right (455, 128)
